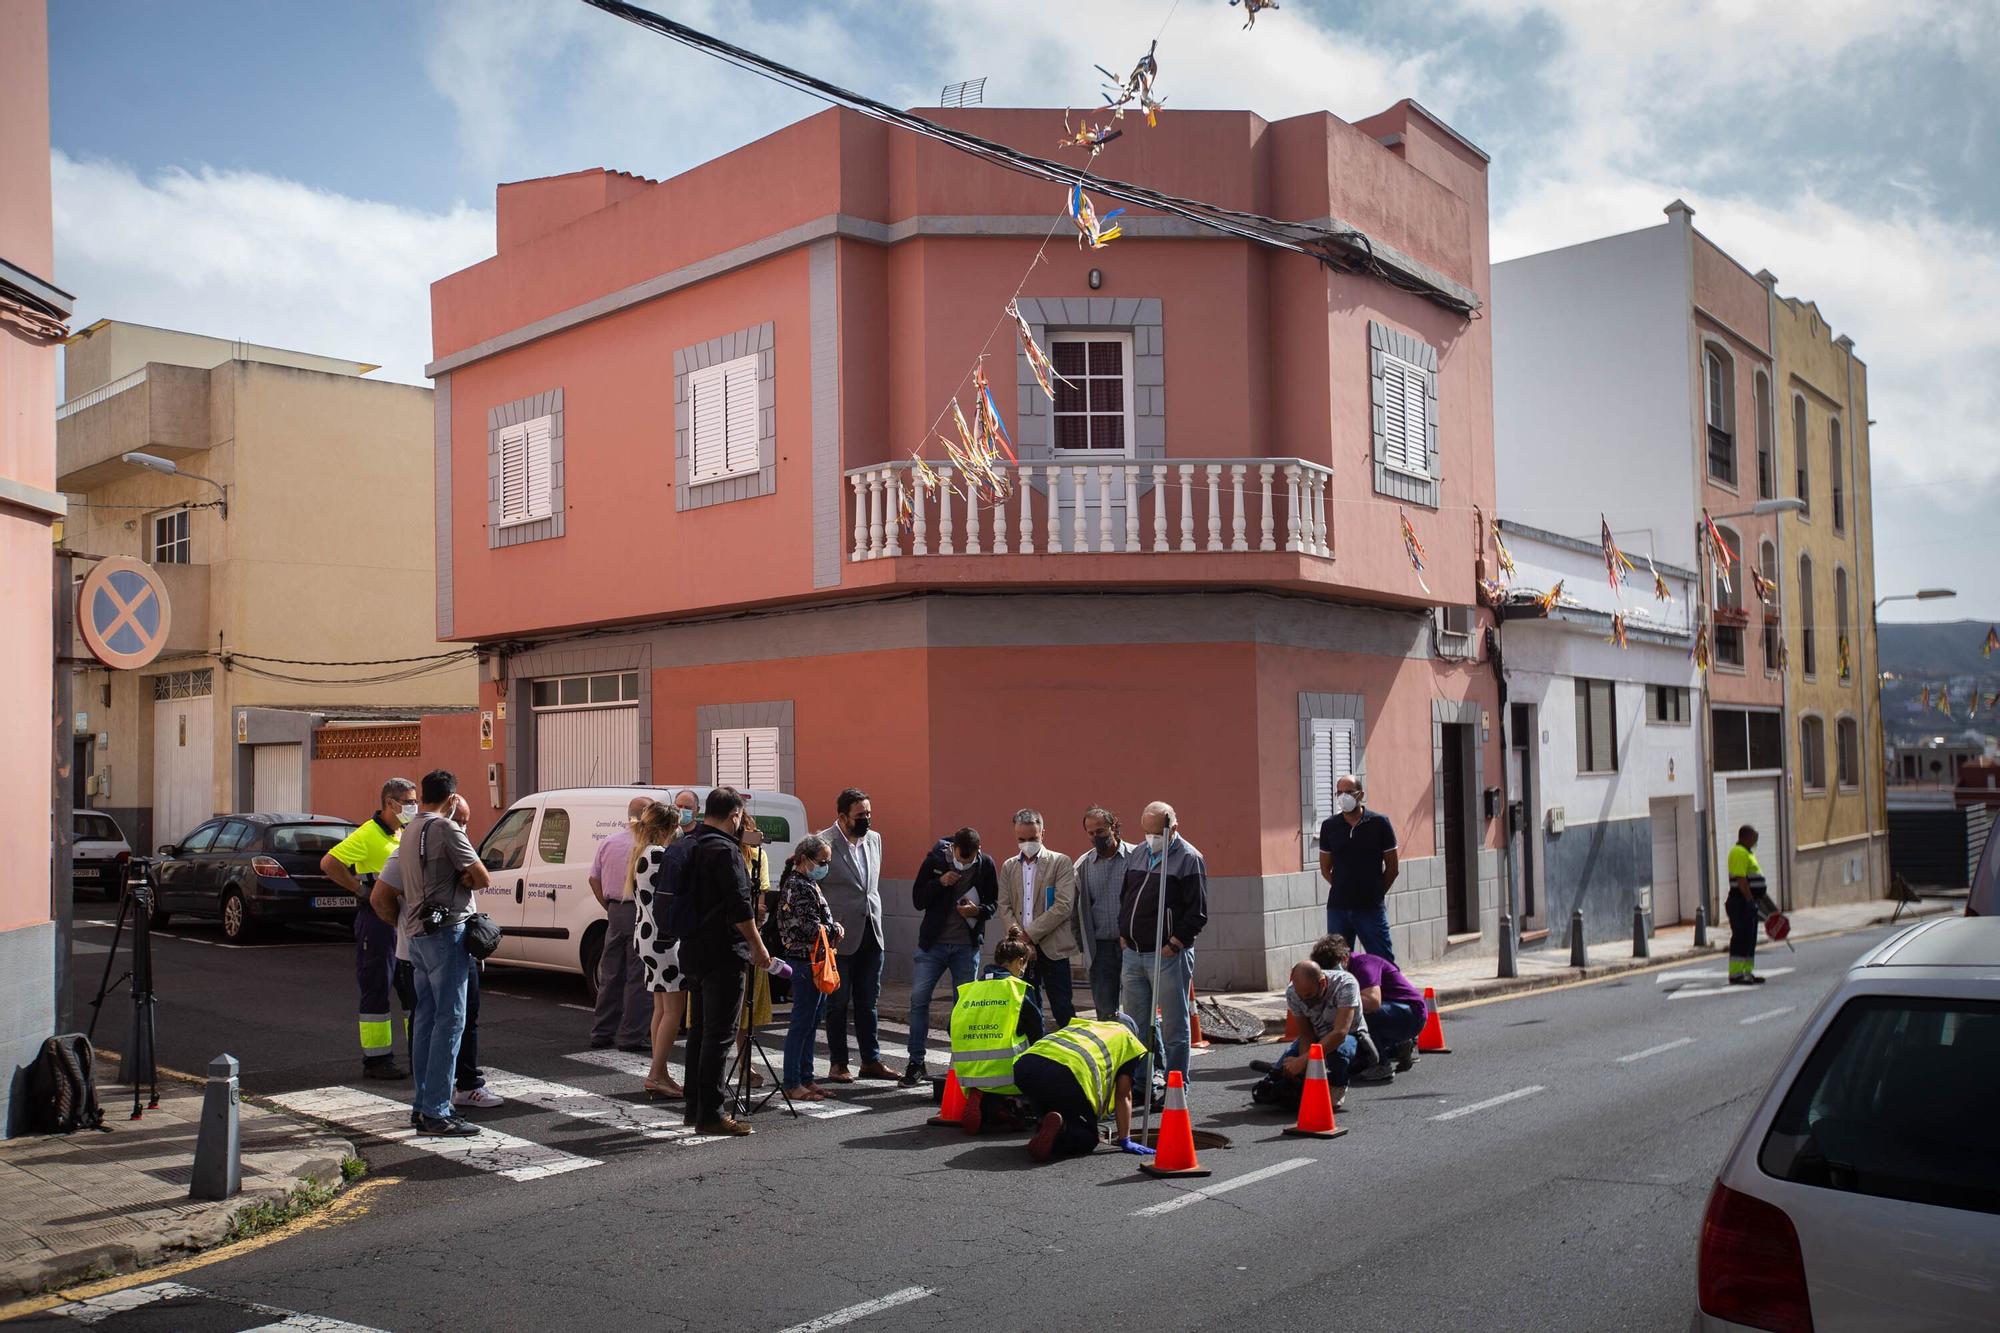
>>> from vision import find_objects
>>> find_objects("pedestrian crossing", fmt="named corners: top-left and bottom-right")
top-left (266, 1085), bottom-right (602, 1183)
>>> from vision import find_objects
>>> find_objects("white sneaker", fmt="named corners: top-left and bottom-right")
top-left (453, 1086), bottom-right (504, 1110)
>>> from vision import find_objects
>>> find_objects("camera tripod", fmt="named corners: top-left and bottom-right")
top-left (85, 860), bottom-right (160, 1120)
top-left (729, 960), bottom-right (797, 1119)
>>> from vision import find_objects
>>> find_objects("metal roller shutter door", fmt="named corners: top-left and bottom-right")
top-left (536, 706), bottom-right (640, 790)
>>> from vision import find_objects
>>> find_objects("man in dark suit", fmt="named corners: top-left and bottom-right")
top-left (818, 787), bottom-right (900, 1083)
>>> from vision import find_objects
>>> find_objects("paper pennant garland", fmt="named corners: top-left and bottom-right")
top-left (1838, 634), bottom-right (1851, 680)
top-left (1600, 515), bottom-right (1637, 593)
top-left (1007, 301), bottom-right (1072, 403)
top-left (1096, 40), bottom-right (1163, 125)
top-left (1534, 580), bottom-right (1564, 616)
top-left (1401, 510), bottom-right (1430, 595)
top-left (1936, 686), bottom-right (1954, 718)
top-left (1702, 508), bottom-right (1736, 597)
top-left (1608, 613), bottom-right (1629, 650)
top-left (1693, 617), bottom-right (1711, 672)
top-left (1069, 181), bottom-right (1126, 249)
top-left (1490, 521), bottom-right (1517, 583)
top-left (1059, 109), bottom-right (1124, 157)
top-left (1230, 0), bottom-right (1280, 27)
top-left (1985, 626), bottom-right (1999, 658)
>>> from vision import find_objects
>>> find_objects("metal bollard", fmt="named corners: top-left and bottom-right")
top-left (1568, 908), bottom-right (1588, 968)
top-left (1632, 902), bottom-right (1650, 959)
top-left (190, 1054), bottom-right (241, 1201)
top-left (1497, 912), bottom-right (1519, 979)
top-left (1693, 904), bottom-right (1709, 949)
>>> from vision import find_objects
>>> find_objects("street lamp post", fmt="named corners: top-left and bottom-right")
top-left (1866, 587), bottom-right (1956, 842)
top-left (120, 450), bottom-right (229, 519)
top-left (1697, 497), bottom-right (1807, 921)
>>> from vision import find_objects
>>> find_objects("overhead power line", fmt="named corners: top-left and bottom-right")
top-left (578, 0), bottom-right (1477, 315)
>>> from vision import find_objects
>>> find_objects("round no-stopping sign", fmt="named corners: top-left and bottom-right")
top-left (77, 556), bottom-right (173, 670)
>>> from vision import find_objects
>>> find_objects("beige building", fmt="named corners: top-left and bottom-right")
top-left (59, 321), bottom-right (475, 849)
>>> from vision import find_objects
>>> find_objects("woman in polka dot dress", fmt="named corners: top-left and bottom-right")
top-left (630, 801), bottom-right (689, 1098)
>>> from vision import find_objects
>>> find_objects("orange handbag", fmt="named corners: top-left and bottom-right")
top-left (810, 926), bottom-right (841, 994)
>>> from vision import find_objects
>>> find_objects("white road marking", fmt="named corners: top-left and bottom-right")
top-left (1740, 1006), bottom-right (1798, 1025)
top-left (1130, 1157), bottom-right (1316, 1217)
top-left (1430, 1085), bottom-right (1546, 1122)
top-left (240, 1316), bottom-right (390, 1332)
top-left (557, 1002), bottom-right (592, 1011)
top-left (1618, 1037), bottom-right (1696, 1064)
top-left (1654, 966), bottom-right (1726, 984)
top-left (560, 1049), bottom-right (868, 1117)
top-left (1667, 967), bottom-right (1797, 999)
top-left (776, 1286), bottom-right (935, 1333)
top-left (52, 1282), bottom-right (202, 1323)
top-left (266, 1086), bottom-right (599, 1182)
top-left (479, 1069), bottom-right (733, 1143)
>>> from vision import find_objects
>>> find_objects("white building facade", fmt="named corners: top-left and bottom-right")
top-left (1496, 522), bottom-right (1705, 945)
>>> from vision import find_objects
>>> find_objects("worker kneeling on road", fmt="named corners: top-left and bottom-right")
top-left (1253, 951), bottom-right (1374, 1112)
top-left (1014, 1014), bottom-right (1154, 1163)
top-left (950, 926), bottom-right (1046, 1135)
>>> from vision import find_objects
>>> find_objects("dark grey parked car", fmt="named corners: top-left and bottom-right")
top-left (150, 813), bottom-right (358, 940)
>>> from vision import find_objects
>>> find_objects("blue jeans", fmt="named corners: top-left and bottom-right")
top-left (782, 955), bottom-right (823, 1089)
top-left (1327, 903), bottom-right (1395, 965)
top-left (1037, 954), bottom-right (1077, 1028)
top-left (907, 940), bottom-right (977, 1068)
top-left (1368, 999), bottom-right (1425, 1053)
top-left (1281, 1032), bottom-right (1358, 1087)
top-left (824, 928), bottom-right (884, 1067)
top-left (1087, 938), bottom-right (1123, 1020)
top-left (1120, 946), bottom-right (1194, 1090)
top-left (409, 924), bottom-right (470, 1121)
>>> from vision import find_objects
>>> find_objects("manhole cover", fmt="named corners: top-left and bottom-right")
top-left (1139, 1128), bottom-right (1232, 1150)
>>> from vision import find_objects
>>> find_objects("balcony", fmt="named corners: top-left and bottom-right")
top-left (56, 363), bottom-right (213, 490)
top-left (845, 458), bottom-right (1336, 567)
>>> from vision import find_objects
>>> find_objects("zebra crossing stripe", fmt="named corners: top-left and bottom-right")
top-left (479, 1069), bottom-right (736, 1143)
top-left (265, 1086), bottom-right (599, 1182)
top-left (557, 1050), bottom-right (869, 1119)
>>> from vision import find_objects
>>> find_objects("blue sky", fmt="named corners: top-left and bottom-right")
top-left (46, 0), bottom-right (2000, 618)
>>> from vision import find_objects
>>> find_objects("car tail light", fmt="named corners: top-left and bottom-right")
top-left (116, 850), bottom-right (131, 863)
top-left (1698, 1180), bottom-right (1814, 1332)
top-left (251, 856), bottom-right (289, 879)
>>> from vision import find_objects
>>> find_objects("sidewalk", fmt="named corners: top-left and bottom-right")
top-left (0, 1055), bottom-right (356, 1298)
top-left (876, 894), bottom-right (1963, 1043)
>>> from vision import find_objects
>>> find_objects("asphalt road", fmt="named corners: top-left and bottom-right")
top-left (32, 907), bottom-right (1878, 1333)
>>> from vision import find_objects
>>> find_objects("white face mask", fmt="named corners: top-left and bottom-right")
top-left (399, 803), bottom-right (419, 823)
top-left (1145, 831), bottom-right (1168, 854)
top-left (1335, 793), bottom-right (1359, 815)
top-left (1018, 840), bottom-right (1042, 859)
top-left (951, 855), bottom-right (976, 872)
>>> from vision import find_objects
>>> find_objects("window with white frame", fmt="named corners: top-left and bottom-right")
top-left (711, 726), bottom-right (781, 792)
top-left (688, 354), bottom-right (761, 483)
top-left (151, 508), bottom-right (191, 564)
top-left (1308, 717), bottom-right (1357, 831)
top-left (1049, 334), bottom-right (1131, 452)
top-left (1575, 678), bottom-right (1618, 774)
top-left (497, 414), bottom-right (555, 525)
top-left (1381, 352), bottom-right (1430, 477)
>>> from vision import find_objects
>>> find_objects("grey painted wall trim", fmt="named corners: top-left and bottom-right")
top-left (808, 241), bottom-right (841, 588)
top-left (481, 591), bottom-right (1439, 675)
top-left (427, 213), bottom-right (1480, 379)
top-left (230, 707), bottom-right (320, 813)
top-left (1368, 319), bottom-right (1441, 508)
top-left (505, 640), bottom-right (655, 796)
top-left (434, 374), bottom-right (454, 638)
top-left (1010, 297), bottom-right (1165, 469)
top-left (695, 700), bottom-right (796, 793)
top-left (673, 321), bottom-right (776, 512)
top-left (487, 387), bottom-right (565, 548)
top-left (1431, 697), bottom-right (1485, 864)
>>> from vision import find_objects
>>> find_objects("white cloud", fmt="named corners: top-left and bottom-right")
top-left (51, 151), bottom-right (491, 386)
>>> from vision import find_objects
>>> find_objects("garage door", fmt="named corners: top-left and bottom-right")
top-left (1650, 797), bottom-right (1682, 925)
top-left (1723, 776), bottom-right (1781, 904)
top-left (533, 671), bottom-right (641, 790)
top-left (252, 743), bottom-right (304, 813)
top-left (152, 670), bottom-right (214, 846)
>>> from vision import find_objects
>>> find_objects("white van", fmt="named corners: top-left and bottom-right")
top-left (472, 786), bottom-right (812, 997)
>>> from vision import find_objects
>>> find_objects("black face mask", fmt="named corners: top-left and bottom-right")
top-left (849, 815), bottom-right (872, 836)
top-left (1091, 832), bottom-right (1116, 851)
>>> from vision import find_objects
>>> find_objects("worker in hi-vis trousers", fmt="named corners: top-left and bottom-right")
top-left (321, 778), bottom-right (418, 1079)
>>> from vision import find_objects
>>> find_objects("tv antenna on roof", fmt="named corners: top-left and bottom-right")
top-left (940, 77), bottom-right (987, 108)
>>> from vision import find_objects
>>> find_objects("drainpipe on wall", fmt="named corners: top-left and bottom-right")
top-left (1764, 271), bottom-right (1796, 913)
top-left (1486, 623), bottom-right (1519, 978)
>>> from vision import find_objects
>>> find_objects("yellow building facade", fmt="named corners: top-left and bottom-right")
top-left (1764, 284), bottom-right (1886, 905)
top-left (59, 322), bottom-right (475, 851)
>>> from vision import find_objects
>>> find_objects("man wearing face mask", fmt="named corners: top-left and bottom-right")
top-left (997, 809), bottom-right (1080, 1027)
top-left (1074, 807), bottom-right (1134, 1020)
top-left (673, 788), bottom-right (701, 833)
top-left (1318, 773), bottom-right (1401, 964)
top-left (818, 788), bottom-right (900, 1083)
top-left (1118, 801), bottom-right (1209, 1098)
top-left (677, 787), bottom-right (771, 1135)
top-left (321, 777), bottom-right (418, 1081)
top-left (904, 826), bottom-right (999, 1085)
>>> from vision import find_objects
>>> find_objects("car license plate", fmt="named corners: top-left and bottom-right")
top-left (74, 868), bottom-right (98, 880)
top-left (312, 896), bottom-right (351, 909)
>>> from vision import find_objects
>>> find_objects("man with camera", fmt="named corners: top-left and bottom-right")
top-left (677, 788), bottom-right (772, 1137)
top-left (370, 770), bottom-right (490, 1136)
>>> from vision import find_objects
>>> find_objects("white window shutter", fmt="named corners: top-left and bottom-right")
top-left (690, 365), bottom-right (727, 482)
top-left (1382, 355), bottom-right (1429, 476)
top-left (712, 726), bottom-right (781, 792)
top-left (724, 358), bottom-right (759, 476)
top-left (523, 415), bottom-right (553, 520)
top-left (498, 423), bottom-right (529, 521)
top-left (1309, 718), bottom-right (1356, 829)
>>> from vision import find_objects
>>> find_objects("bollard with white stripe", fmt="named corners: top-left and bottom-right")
top-left (1693, 903), bottom-right (1709, 948)
top-left (1632, 902), bottom-right (1650, 959)
top-left (190, 1054), bottom-right (241, 1201)
top-left (1568, 908), bottom-right (1588, 968)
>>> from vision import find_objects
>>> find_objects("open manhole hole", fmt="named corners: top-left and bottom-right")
top-left (1138, 1128), bottom-right (1232, 1150)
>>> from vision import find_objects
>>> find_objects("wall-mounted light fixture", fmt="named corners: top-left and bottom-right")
top-left (1088, 268), bottom-right (1103, 290)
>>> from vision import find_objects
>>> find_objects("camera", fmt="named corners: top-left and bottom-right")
top-left (418, 902), bottom-right (454, 934)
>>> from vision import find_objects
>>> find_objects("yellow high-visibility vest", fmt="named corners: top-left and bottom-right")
top-left (1023, 1019), bottom-right (1149, 1118)
top-left (949, 977), bottom-right (1031, 1094)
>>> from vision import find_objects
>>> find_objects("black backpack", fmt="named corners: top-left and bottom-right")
top-left (649, 837), bottom-right (703, 941)
top-left (25, 1034), bottom-right (106, 1134)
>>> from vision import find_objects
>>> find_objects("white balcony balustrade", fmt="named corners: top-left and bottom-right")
top-left (845, 458), bottom-right (1334, 561)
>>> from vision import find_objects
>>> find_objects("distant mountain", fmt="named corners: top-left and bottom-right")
top-left (1877, 620), bottom-right (2000, 744)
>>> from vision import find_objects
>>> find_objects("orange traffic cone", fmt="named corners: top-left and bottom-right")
top-left (1283, 1043), bottom-right (1349, 1140)
top-left (1416, 986), bottom-right (1452, 1054)
top-left (1139, 1071), bottom-right (1212, 1178)
top-left (1189, 981), bottom-right (1211, 1050)
top-left (928, 1068), bottom-right (967, 1126)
